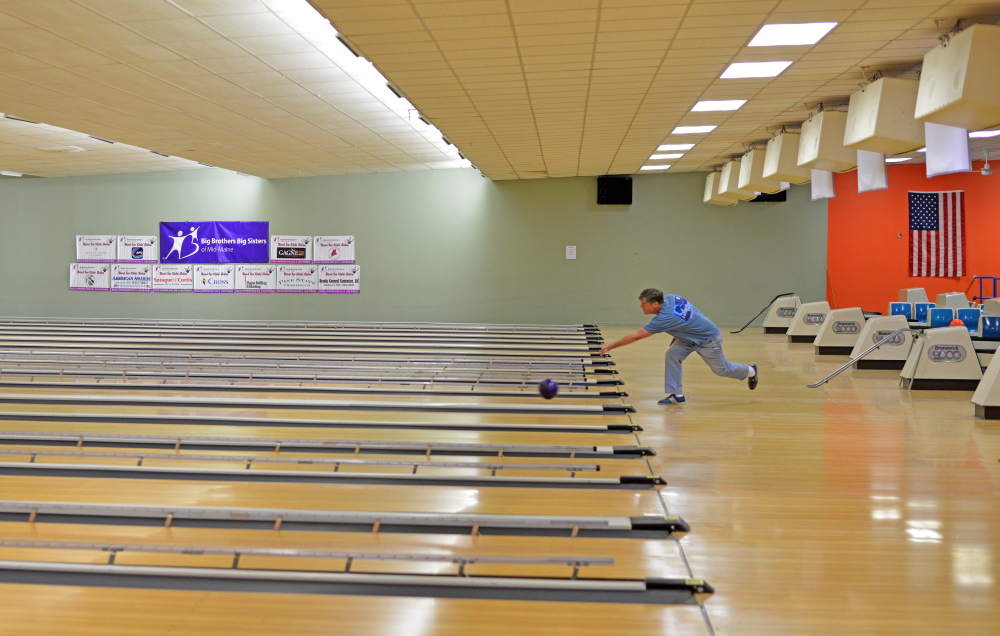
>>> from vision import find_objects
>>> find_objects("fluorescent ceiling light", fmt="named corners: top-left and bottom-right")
top-left (720, 61), bottom-right (793, 79)
top-left (748, 23), bottom-right (837, 47)
top-left (916, 147), bottom-right (926, 152)
top-left (640, 165), bottom-right (671, 170)
top-left (658, 144), bottom-right (695, 151)
top-left (969, 130), bottom-right (1000, 138)
top-left (885, 158), bottom-right (911, 163)
top-left (0, 170), bottom-right (22, 177)
top-left (650, 153), bottom-right (684, 160)
top-left (671, 126), bottom-right (717, 134)
top-left (692, 100), bottom-right (747, 112)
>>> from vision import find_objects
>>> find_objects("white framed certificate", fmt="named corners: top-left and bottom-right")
top-left (318, 264), bottom-right (360, 294)
top-left (111, 264), bottom-right (152, 292)
top-left (116, 235), bottom-right (158, 263)
top-left (70, 263), bottom-right (111, 291)
top-left (276, 264), bottom-right (318, 293)
top-left (76, 235), bottom-right (116, 262)
top-left (313, 236), bottom-right (355, 264)
top-left (152, 265), bottom-right (194, 292)
top-left (270, 235), bottom-right (312, 263)
top-left (194, 264), bottom-right (235, 293)
top-left (236, 264), bottom-right (277, 293)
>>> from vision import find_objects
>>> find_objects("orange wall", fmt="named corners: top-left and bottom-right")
top-left (828, 162), bottom-right (1000, 312)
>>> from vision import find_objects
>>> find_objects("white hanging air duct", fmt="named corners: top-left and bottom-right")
top-left (737, 148), bottom-right (783, 193)
top-left (798, 110), bottom-right (857, 172)
top-left (915, 23), bottom-right (1000, 131)
top-left (718, 160), bottom-right (757, 200)
top-left (703, 172), bottom-right (738, 206)
top-left (762, 132), bottom-right (811, 184)
top-left (844, 77), bottom-right (924, 155)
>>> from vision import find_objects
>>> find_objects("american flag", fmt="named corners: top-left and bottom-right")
top-left (909, 191), bottom-right (965, 277)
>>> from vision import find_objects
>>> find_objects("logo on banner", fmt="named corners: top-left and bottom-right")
top-left (131, 247), bottom-right (144, 259)
top-left (803, 313), bottom-right (826, 325)
top-left (776, 307), bottom-right (796, 318)
top-left (277, 248), bottom-right (306, 259)
top-left (927, 344), bottom-right (966, 362)
top-left (165, 226), bottom-right (201, 260)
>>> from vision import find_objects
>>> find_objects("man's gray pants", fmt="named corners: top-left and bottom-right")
top-left (664, 334), bottom-right (750, 395)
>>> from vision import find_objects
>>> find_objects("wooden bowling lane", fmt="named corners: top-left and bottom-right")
top-left (0, 521), bottom-right (686, 581)
top-left (0, 475), bottom-right (667, 518)
top-left (0, 583), bottom-right (710, 635)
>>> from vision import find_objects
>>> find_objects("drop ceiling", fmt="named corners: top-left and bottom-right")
top-left (0, 0), bottom-right (997, 180)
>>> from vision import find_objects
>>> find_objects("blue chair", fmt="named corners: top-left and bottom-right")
top-left (889, 302), bottom-right (913, 320)
top-left (927, 307), bottom-right (955, 328)
top-left (914, 302), bottom-right (935, 323)
top-left (980, 316), bottom-right (1000, 339)
top-left (957, 308), bottom-right (981, 332)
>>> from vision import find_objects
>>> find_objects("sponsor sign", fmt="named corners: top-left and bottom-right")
top-left (76, 235), bottom-right (116, 262)
top-left (776, 307), bottom-right (797, 318)
top-left (270, 235), bottom-right (312, 263)
top-left (116, 235), bottom-right (157, 263)
top-left (152, 265), bottom-right (194, 292)
top-left (832, 321), bottom-right (860, 334)
top-left (276, 265), bottom-right (318, 293)
top-left (194, 264), bottom-right (235, 293)
top-left (927, 344), bottom-right (966, 363)
top-left (873, 330), bottom-right (905, 346)
top-left (314, 236), bottom-right (355, 264)
top-left (236, 264), bottom-right (277, 293)
top-left (160, 222), bottom-right (269, 263)
top-left (318, 264), bottom-right (361, 294)
top-left (110, 264), bottom-right (152, 292)
top-left (70, 263), bottom-right (111, 291)
top-left (803, 312), bottom-right (827, 325)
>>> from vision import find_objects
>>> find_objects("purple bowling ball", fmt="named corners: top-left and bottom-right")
top-left (538, 378), bottom-right (559, 400)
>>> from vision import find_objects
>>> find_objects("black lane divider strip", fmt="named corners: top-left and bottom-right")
top-left (0, 394), bottom-right (635, 415)
top-left (0, 463), bottom-right (666, 489)
top-left (0, 562), bottom-right (711, 605)
top-left (0, 379), bottom-right (627, 400)
top-left (0, 501), bottom-right (690, 538)
top-left (0, 411), bottom-right (643, 434)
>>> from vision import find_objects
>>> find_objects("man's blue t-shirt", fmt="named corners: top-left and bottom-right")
top-left (643, 294), bottom-right (720, 346)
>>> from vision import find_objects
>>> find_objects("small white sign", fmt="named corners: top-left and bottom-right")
top-left (116, 235), bottom-right (158, 263)
top-left (152, 265), bottom-right (194, 292)
top-left (70, 263), bottom-right (111, 291)
top-left (235, 264), bottom-right (277, 293)
top-left (566, 246), bottom-right (577, 259)
top-left (76, 235), bottom-right (116, 262)
top-left (270, 235), bottom-right (312, 263)
top-left (313, 236), bottom-right (355, 264)
top-left (318, 264), bottom-right (361, 294)
top-left (277, 264), bottom-right (318, 293)
top-left (194, 264), bottom-right (235, 293)
top-left (111, 263), bottom-right (152, 292)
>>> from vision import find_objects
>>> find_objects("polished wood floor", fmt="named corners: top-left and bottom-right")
top-left (0, 325), bottom-right (996, 633)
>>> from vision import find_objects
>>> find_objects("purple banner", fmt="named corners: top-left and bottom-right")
top-left (159, 222), bottom-right (269, 264)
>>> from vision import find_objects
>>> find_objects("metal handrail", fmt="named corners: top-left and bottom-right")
top-left (731, 292), bottom-right (796, 334)
top-left (807, 328), bottom-right (924, 388)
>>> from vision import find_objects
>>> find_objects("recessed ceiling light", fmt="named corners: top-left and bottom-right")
top-left (720, 61), bottom-right (793, 79)
top-left (748, 23), bottom-right (837, 47)
top-left (692, 100), bottom-right (747, 112)
top-left (671, 126), bottom-right (717, 134)
top-left (640, 165), bottom-right (671, 170)
top-left (650, 153), bottom-right (684, 160)
top-left (658, 144), bottom-right (695, 151)
top-left (885, 158), bottom-right (912, 163)
top-left (969, 130), bottom-right (1000, 138)
top-left (37, 145), bottom-right (85, 153)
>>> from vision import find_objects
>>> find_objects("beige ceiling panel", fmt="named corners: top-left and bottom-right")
top-left (686, 1), bottom-right (778, 15)
top-left (0, 1), bottom-right (108, 26)
top-left (321, 4), bottom-right (418, 21)
top-left (1, 67), bottom-right (84, 87)
top-left (511, 10), bottom-right (599, 26)
top-left (200, 13), bottom-right (302, 38)
top-left (600, 18), bottom-right (683, 32)
top-left (414, 0), bottom-right (508, 17)
top-left (171, 0), bottom-right (271, 17)
top-left (256, 51), bottom-right (339, 70)
top-left (230, 34), bottom-right (317, 56)
top-left (0, 52), bottom-right (55, 72)
top-left (126, 18), bottom-right (224, 42)
top-left (775, 0), bottom-right (866, 10)
top-left (836, 19), bottom-right (924, 32)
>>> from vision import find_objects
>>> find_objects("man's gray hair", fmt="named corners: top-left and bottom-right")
top-left (638, 288), bottom-right (664, 304)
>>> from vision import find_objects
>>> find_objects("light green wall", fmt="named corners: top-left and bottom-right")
top-left (0, 168), bottom-right (827, 326)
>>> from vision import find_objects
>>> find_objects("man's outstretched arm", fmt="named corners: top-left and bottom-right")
top-left (599, 328), bottom-right (653, 355)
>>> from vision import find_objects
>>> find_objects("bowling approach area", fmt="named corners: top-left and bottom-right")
top-left (0, 318), bottom-right (996, 634)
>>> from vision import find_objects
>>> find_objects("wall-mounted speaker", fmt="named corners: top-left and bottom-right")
top-left (597, 175), bottom-right (632, 205)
